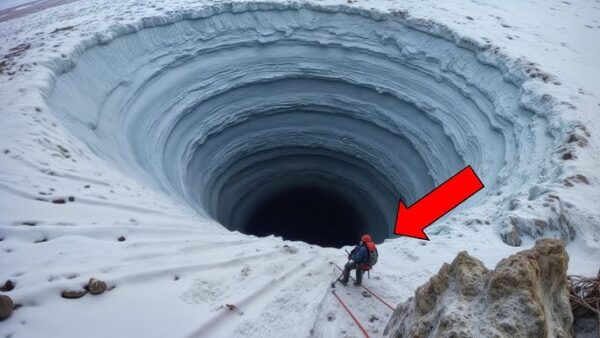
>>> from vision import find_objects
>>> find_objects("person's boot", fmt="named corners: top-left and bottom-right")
top-left (354, 268), bottom-right (363, 286)
top-left (339, 268), bottom-right (350, 286)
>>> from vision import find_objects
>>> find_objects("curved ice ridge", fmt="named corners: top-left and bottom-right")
top-left (45, 2), bottom-right (564, 244)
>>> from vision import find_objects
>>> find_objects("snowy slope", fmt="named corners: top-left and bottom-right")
top-left (1, 0), bottom-right (599, 337)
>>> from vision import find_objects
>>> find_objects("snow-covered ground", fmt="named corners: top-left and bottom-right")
top-left (1, 0), bottom-right (599, 337)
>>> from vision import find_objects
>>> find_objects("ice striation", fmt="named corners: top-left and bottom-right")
top-left (41, 3), bottom-right (574, 245)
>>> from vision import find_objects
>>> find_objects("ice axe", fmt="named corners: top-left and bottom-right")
top-left (331, 262), bottom-right (348, 288)
top-left (331, 250), bottom-right (352, 288)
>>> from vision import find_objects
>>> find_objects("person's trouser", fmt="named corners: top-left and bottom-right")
top-left (340, 261), bottom-right (363, 284)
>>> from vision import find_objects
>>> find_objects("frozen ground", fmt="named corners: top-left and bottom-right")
top-left (0, 0), bottom-right (599, 337)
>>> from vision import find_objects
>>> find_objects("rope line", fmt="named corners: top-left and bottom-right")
top-left (331, 290), bottom-right (371, 338)
top-left (334, 263), bottom-right (396, 311)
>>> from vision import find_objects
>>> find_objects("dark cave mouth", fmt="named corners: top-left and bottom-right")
top-left (208, 147), bottom-right (402, 248)
top-left (239, 184), bottom-right (369, 248)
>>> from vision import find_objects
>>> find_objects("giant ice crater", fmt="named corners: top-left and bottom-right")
top-left (45, 3), bottom-right (560, 248)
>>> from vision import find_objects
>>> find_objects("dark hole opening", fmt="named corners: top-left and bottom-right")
top-left (242, 184), bottom-right (366, 248)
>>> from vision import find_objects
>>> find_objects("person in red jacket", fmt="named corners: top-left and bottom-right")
top-left (339, 234), bottom-right (374, 286)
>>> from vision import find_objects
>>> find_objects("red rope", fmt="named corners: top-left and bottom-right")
top-left (332, 290), bottom-right (371, 338)
top-left (360, 284), bottom-right (395, 311)
top-left (334, 264), bottom-right (396, 311)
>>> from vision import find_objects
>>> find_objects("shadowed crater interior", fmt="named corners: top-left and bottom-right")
top-left (243, 184), bottom-right (367, 247)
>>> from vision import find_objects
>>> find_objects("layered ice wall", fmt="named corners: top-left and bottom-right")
top-left (43, 3), bottom-right (571, 246)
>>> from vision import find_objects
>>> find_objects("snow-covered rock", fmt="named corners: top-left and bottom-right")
top-left (87, 278), bottom-right (107, 295)
top-left (61, 289), bottom-right (88, 299)
top-left (383, 238), bottom-right (573, 338)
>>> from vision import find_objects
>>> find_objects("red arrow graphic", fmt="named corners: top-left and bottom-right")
top-left (394, 165), bottom-right (484, 240)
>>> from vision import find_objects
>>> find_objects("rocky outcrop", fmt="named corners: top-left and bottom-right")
top-left (383, 239), bottom-right (573, 338)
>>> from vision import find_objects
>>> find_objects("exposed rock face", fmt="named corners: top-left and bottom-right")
top-left (384, 239), bottom-right (573, 338)
top-left (88, 278), bottom-right (107, 295)
top-left (0, 294), bottom-right (14, 320)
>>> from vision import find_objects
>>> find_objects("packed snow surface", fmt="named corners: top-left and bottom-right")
top-left (0, 0), bottom-right (599, 337)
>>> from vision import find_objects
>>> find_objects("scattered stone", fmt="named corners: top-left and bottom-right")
top-left (0, 280), bottom-right (14, 292)
top-left (225, 304), bottom-right (237, 311)
top-left (34, 238), bottom-right (47, 243)
top-left (282, 244), bottom-right (298, 254)
top-left (88, 278), bottom-right (107, 295)
top-left (4, 43), bottom-right (30, 60)
top-left (117, 236), bottom-right (126, 242)
top-left (21, 221), bottom-right (37, 226)
top-left (51, 26), bottom-right (75, 34)
top-left (68, 196), bottom-right (75, 202)
top-left (52, 198), bottom-right (66, 204)
top-left (84, 185), bottom-right (91, 189)
top-left (61, 289), bottom-right (88, 299)
top-left (564, 174), bottom-right (590, 185)
top-left (174, 276), bottom-right (180, 281)
top-left (384, 239), bottom-right (573, 338)
top-left (567, 133), bottom-right (588, 147)
top-left (562, 151), bottom-right (575, 160)
top-left (500, 216), bottom-right (522, 246)
top-left (0, 294), bottom-right (14, 320)
top-left (240, 266), bottom-right (250, 277)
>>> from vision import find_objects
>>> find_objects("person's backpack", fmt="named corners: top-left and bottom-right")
top-left (366, 242), bottom-right (378, 267)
